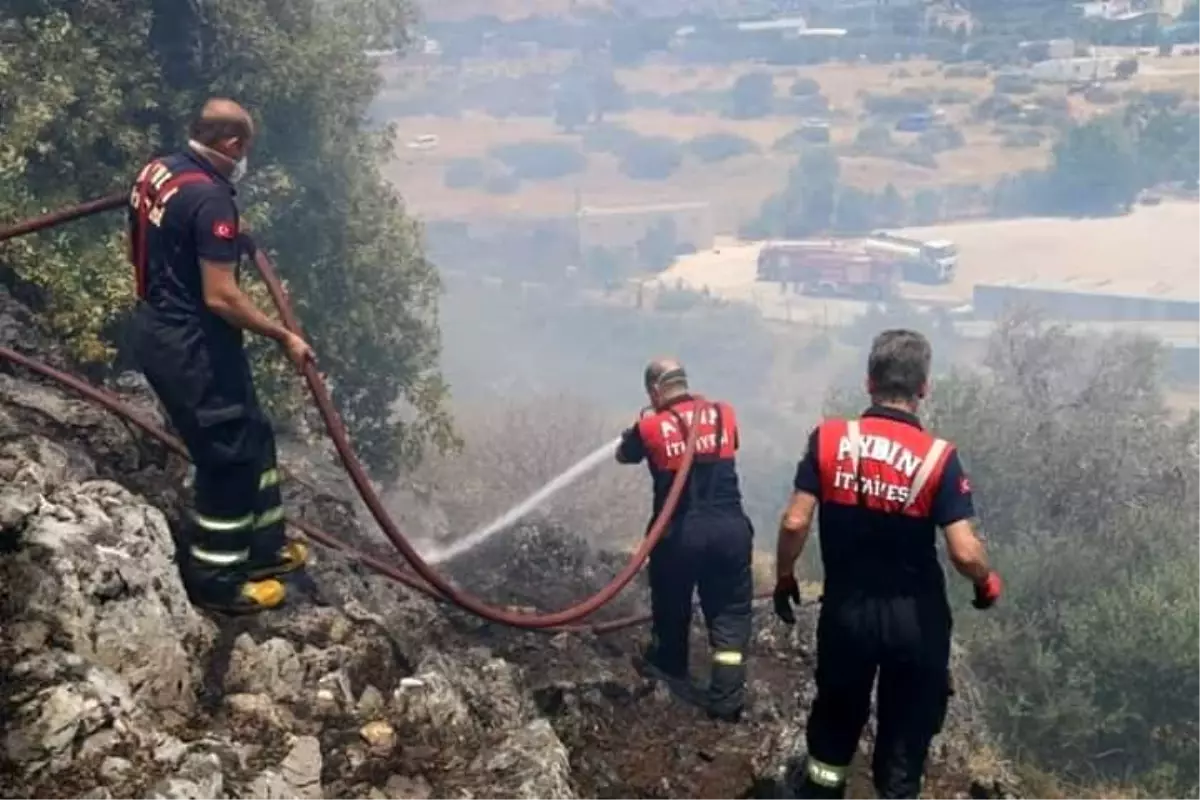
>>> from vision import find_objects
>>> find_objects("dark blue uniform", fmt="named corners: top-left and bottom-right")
top-left (617, 396), bottom-right (753, 718)
top-left (793, 405), bottom-right (974, 798)
top-left (127, 150), bottom-right (287, 605)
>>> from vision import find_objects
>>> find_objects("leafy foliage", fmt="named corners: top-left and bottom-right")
top-left (726, 72), bottom-right (775, 119)
top-left (922, 315), bottom-right (1200, 796)
top-left (0, 0), bottom-right (455, 476)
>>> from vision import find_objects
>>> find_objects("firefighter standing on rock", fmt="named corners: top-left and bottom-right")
top-left (616, 358), bottom-right (755, 722)
top-left (127, 98), bottom-right (313, 615)
top-left (773, 329), bottom-right (1002, 799)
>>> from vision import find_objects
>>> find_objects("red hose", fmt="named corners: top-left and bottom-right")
top-left (0, 193), bottom-right (126, 239)
top-left (0, 193), bottom-right (712, 631)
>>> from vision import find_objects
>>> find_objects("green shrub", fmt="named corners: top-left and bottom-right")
top-left (489, 141), bottom-right (588, 181)
top-left (617, 136), bottom-right (684, 181)
top-left (686, 132), bottom-right (760, 163)
top-left (922, 315), bottom-right (1200, 796)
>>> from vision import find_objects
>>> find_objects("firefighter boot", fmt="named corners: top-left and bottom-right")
top-left (184, 573), bottom-right (288, 618)
top-left (791, 757), bottom-right (849, 800)
top-left (244, 540), bottom-right (310, 582)
top-left (182, 560), bottom-right (288, 616)
top-left (792, 777), bottom-right (849, 800)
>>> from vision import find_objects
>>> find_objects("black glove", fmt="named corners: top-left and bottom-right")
top-left (972, 571), bottom-right (1003, 610)
top-left (773, 575), bottom-right (801, 624)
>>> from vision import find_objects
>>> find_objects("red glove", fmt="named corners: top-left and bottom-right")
top-left (972, 571), bottom-right (1002, 609)
top-left (773, 575), bottom-right (801, 624)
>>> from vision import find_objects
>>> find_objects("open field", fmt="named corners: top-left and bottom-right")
top-left (384, 52), bottom-right (1199, 229)
top-left (897, 200), bottom-right (1200, 298)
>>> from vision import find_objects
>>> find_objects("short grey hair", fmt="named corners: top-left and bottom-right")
top-left (867, 329), bottom-right (931, 402)
top-left (644, 358), bottom-right (688, 393)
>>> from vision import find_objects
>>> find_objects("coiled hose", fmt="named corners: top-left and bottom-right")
top-left (0, 192), bottom-right (769, 633)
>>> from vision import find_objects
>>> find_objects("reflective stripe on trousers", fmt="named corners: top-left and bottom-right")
top-left (713, 650), bottom-right (743, 666)
top-left (190, 458), bottom-right (283, 567)
top-left (190, 510), bottom-right (254, 566)
top-left (807, 757), bottom-right (847, 788)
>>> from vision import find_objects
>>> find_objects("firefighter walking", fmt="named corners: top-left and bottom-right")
top-left (126, 98), bottom-right (313, 615)
top-left (773, 329), bottom-right (1002, 798)
top-left (616, 358), bottom-right (754, 722)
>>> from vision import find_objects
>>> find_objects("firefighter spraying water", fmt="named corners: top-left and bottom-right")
top-left (616, 358), bottom-right (755, 723)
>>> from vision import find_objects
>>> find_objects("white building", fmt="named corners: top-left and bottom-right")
top-left (1024, 55), bottom-right (1123, 82)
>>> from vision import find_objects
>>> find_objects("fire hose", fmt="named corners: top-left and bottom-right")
top-left (0, 192), bottom-right (772, 633)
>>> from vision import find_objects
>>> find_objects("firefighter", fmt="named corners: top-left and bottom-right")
top-left (772, 329), bottom-right (1002, 799)
top-left (616, 358), bottom-right (754, 722)
top-left (127, 98), bottom-right (314, 615)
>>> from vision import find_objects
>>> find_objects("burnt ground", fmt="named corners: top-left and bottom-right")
top-left (435, 522), bottom-right (1002, 800)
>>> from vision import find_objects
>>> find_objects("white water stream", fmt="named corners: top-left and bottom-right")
top-left (424, 435), bottom-right (622, 564)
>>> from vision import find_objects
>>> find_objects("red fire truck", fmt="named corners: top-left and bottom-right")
top-left (756, 240), bottom-right (901, 300)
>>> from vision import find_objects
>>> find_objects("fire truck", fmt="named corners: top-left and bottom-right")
top-left (863, 231), bottom-right (957, 284)
top-left (755, 240), bottom-right (901, 300)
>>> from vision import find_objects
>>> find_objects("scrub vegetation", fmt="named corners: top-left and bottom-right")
top-left (921, 313), bottom-right (1199, 797)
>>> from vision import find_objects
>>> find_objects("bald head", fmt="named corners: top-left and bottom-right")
top-left (644, 357), bottom-right (688, 407)
top-left (188, 97), bottom-right (255, 152)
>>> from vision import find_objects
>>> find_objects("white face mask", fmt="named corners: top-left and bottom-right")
top-left (189, 138), bottom-right (247, 182)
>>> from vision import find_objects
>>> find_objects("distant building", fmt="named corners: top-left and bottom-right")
top-left (972, 280), bottom-right (1200, 322)
top-left (1021, 55), bottom-right (1124, 82)
top-left (1075, 0), bottom-right (1182, 21)
top-left (735, 16), bottom-right (809, 33)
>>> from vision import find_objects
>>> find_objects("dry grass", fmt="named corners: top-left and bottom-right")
top-left (384, 52), bottom-right (1199, 229)
top-left (1014, 762), bottom-right (1154, 799)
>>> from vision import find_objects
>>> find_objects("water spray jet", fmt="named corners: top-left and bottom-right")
top-left (426, 436), bottom-right (623, 564)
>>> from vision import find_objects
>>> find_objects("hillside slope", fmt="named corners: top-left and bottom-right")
top-left (0, 286), bottom-right (1020, 799)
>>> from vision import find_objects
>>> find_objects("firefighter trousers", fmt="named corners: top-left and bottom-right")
top-left (647, 510), bottom-right (754, 715)
top-left (131, 308), bottom-right (290, 600)
top-left (800, 592), bottom-right (952, 799)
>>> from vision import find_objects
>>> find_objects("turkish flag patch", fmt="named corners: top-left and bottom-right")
top-left (213, 220), bottom-right (236, 240)
top-left (959, 475), bottom-right (971, 494)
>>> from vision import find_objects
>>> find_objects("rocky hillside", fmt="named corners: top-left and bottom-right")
top-left (0, 286), bottom-right (1019, 799)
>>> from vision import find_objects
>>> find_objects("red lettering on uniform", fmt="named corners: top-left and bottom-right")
top-left (213, 220), bottom-right (236, 240)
